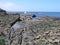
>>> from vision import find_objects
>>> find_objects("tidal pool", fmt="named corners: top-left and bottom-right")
top-left (12, 21), bottom-right (25, 29)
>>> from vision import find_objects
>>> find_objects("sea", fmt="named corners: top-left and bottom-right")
top-left (13, 12), bottom-right (60, 18)
top-left (26, 12), bottom-right (60, 18)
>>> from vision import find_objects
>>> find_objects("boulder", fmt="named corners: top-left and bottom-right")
top-left (0, 8), bottom-right (7, 15)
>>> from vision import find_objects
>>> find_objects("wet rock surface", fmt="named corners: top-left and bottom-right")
top-left (0, 9), bottom-right (60, 45)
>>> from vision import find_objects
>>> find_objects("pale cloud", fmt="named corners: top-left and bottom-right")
top-left (0, 1), bottom-right (36, 11)
top-left (0, 2), bottom-right (22, 11)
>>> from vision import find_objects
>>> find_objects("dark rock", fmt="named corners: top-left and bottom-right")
top-left (0, 8), bottom-right (6, 12)
top-left (0, 8), bottom-right (7, 15)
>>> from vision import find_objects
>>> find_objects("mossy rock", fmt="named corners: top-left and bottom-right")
top-left (37, 39), bottom-right (45, 44)
top-left (0, 36), bottom-right (6, 45)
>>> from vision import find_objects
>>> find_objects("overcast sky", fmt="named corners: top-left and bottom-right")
top-left (0, 0), bottom-right (60, 12)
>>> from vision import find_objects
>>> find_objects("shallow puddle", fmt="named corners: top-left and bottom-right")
top-left (12, 21), bottom-right (25, 29)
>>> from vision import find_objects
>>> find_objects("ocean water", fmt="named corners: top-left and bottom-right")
top-left (26, 12), bottom-right (60, 18)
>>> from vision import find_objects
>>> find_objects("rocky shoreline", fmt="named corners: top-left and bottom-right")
top-left (0, 9), bottom-right (60, 45)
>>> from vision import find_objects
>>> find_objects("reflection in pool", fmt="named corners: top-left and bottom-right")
top-left (12, 21), bottom-right (25, 29)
